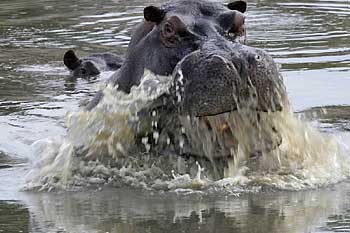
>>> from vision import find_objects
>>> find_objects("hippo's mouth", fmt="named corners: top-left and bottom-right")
top-left (170, 42), bottom-right (288, 117)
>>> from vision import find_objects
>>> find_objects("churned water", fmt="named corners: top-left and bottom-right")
top-left (23, 69), bottom-right (350, 194)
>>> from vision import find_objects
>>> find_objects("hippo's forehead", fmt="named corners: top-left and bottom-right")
top-left (162, 0), bottom-right (228, 17)
top-left (160, 0), bottom-right (241, 37)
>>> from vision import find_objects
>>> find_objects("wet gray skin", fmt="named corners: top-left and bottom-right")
top-left (172, 39), bottom-right (287, 116)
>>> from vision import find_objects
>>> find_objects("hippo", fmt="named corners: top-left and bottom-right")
top-left (86, 0), bottom-right (248, 109)
top-left (109, 0), bottom-right (247, 93)
top-left (63, 50), bottom-right (124, 78)
top-left (83, 0), bottom-right (288, 179)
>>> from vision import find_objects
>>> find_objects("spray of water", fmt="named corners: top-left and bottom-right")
top-left (24, 70), bottom-right (350, 192)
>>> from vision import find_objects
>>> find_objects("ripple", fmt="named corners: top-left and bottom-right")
top-left (16, 64), bottom-right (68, 76)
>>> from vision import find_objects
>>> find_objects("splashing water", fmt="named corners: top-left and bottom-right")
top-left (24, 70), bottom-right (350, 192)
top-left (211, 110), bottom-right (350, 192)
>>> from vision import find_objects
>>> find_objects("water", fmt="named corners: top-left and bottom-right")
top-left (0, 0), bottom-right (350, 232)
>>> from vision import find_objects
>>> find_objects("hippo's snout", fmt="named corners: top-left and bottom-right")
top-left (172, 51), bottom-right (241, 116)
top-left (171, 43), bottom-right (288, 117)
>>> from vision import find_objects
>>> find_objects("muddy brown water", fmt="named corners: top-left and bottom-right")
top-left (0, 0), bottom-right (349, 232)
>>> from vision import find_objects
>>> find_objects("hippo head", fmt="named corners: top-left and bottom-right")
top-left (64, 50), bottom-right (100, 78)
top-left (141, 0), bottom-right (247, 76)
top-left (112, 0), bottom-right (287, 116)
top-left (114, 0), bottom-right (247, 91)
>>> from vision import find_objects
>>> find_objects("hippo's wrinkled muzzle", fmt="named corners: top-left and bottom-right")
top-left (171, 42), bottom-right (288, 117)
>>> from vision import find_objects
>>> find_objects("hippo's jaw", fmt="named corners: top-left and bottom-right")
top-left (170, 42), bottom-right (288, 117)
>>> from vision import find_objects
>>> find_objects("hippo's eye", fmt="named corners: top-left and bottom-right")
top-left (81, 68), bottom-right (87, 75)
top-left (160, 16), bottom-right (189, 47)
top-left (161, 22), bottom-right (179, 47)
top-left (163, 22), bottom-right (176, 38)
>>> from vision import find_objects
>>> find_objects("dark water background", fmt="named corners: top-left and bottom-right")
top-left (0, 0), bottom-right (349, 232)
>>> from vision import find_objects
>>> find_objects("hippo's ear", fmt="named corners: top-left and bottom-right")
top-left (63, 50), bottom-right (80, 70)
top-left (144, 6), bottom-right (165, 23)
top-left (228, 1), bottom-right (247, 13)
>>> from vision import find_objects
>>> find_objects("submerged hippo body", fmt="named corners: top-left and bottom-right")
top-left (63, 50), bottom-right (123, 78)
top-left (85, 0), bottom-right (289, 178)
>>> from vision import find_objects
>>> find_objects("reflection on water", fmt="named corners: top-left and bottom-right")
top-left (0, 201), bottom-right (29, 233)
top-left (1, 185), bottom-right (350, 233)
top-left (0, 0), bottom-right (350, 232)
